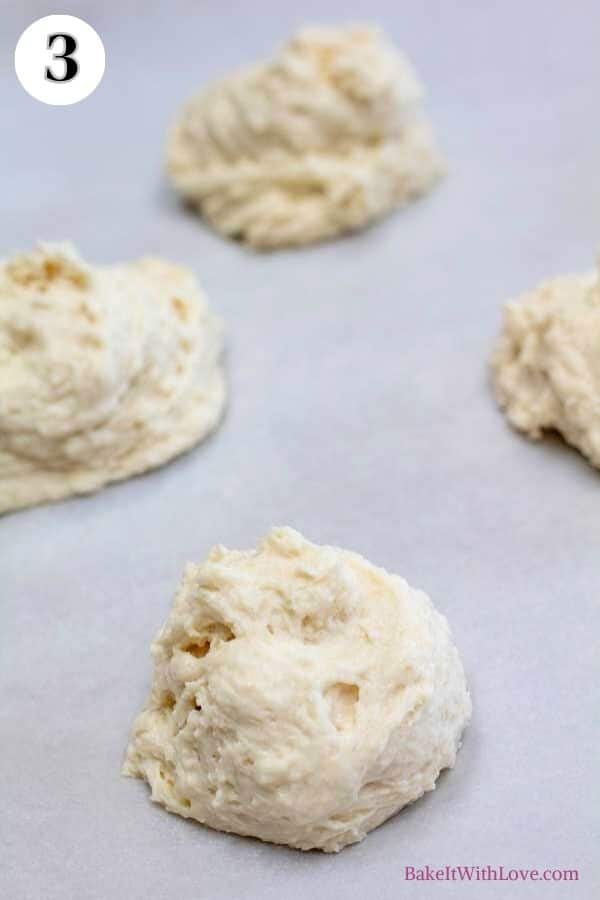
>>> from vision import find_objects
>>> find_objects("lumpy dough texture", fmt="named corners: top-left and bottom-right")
top-left (167, 25), bottom-right (444, 249)
top-left (124, 527), bottom-right (471, 852)
top-left (491, 257), bottom-right (600, 470)
top-left (0, 243), bottom-right (225, 513)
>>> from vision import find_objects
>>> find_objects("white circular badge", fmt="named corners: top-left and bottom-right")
top-left (15, 15), bottom-right (105, 106)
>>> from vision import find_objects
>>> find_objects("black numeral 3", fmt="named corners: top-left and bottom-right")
top-left (45, 33), bottom-right (78, 82)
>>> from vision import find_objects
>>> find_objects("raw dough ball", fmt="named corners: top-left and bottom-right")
top-left (0, 243), bottom-right (225, 514)
top-left (124, 527), bottom-right (471, 852)
top-left (491, 259), bottom-right (600, 469)
top-left (167, 25), bottom-right (444, 249)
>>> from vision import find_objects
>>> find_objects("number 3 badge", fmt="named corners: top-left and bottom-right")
top-left (15, 15), bottom-right (105, 105)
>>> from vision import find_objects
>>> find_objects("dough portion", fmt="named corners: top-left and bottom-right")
top-left (167, 25), bottom-right (444, 249)
top-left (124, 527), bottom-right (471, 852)
top-left (0, 243), bottom-right (225, 514)
top-left (491, 260), bottom-right (600, 469)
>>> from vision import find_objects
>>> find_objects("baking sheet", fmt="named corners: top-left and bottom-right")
top-left (1, 1), bottom-right (599, 898)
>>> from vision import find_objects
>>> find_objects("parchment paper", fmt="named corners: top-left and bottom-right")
top-left (1, 2), bottom-right (599, 897)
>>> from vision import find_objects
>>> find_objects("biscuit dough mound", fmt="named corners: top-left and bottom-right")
top-left (491, 259), bottom-right (600, 469)
top-left (0, 243), bottom-right (225, 513)
top-left (167, 25), bottom-right (444, 249)
top-left (124, 527), bottom-right (471, 852)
